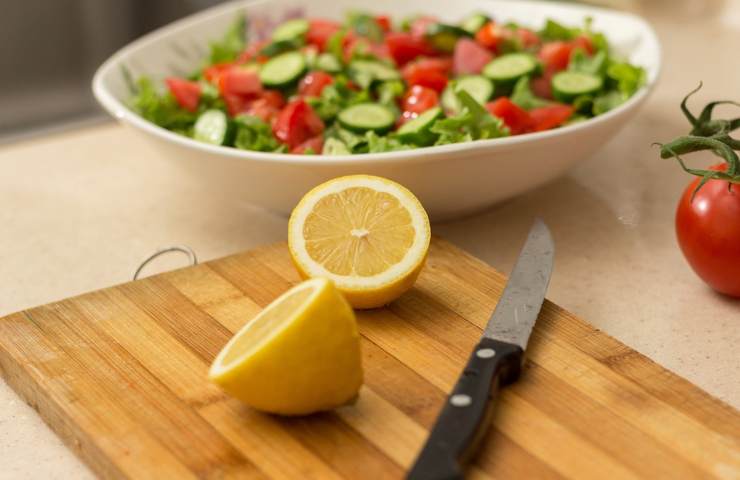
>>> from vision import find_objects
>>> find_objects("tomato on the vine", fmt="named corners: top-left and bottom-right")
top-left (675, 163), bottom-right (740, 297)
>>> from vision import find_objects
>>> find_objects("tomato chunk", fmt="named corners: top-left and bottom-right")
top-left (402, 57), bottom-right (451, 92)
top-left (221, 95), bottom-right (245, 117)
top-left (530, 73), bottom-right (554, 100)
top-left (402, 85), bottom-right (439, 114)
top-left (385, 32), bottom-right (436, 66)
top-left (529, 104), bottom-right (574, 131)
top-left (410, 16), bottom-right (438, 38)
top-left (572, 35), bottom-right (595, 55)
top-left (538, 41), bottom-right (574, 72)
top-left (517, 28), bottom-right (540, 48)
top-left (485, 97), bottom-right (533, 135)
top-left (291, 135), bottom-right (324, 154)
top-left (203, 63), bottom-right (233, 85)
top-left (474, 22), bottom-right (512, 52)
top-left (298, 71), bottom-right (334, 97)
top-left (375, 15), bottom-right (392, 32)
top-left (218, 67), bottom-right (262, 97)
top-left (273, 99), bottom-right (325, 149)
top-left (259, 90), bottom-right (286, 109)
top-left (237, 40), bottom-right (270, 64)
top-left (307, 19), bottom-right (342, 51)
top-left (453, 38), bottom-right (493, 75)
top-left (166, 78), bottom-right (201, 112)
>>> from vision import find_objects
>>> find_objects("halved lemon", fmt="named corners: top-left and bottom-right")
top-left (209, 277), bottom-right (362, 415)
top-left (288, 175), bottom-right (431, 309)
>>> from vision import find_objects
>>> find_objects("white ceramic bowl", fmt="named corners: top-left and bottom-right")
top-left (93, 0), bottom-right (660, 221)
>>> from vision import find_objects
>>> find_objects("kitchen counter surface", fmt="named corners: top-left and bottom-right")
top-left (1, 1), bottom-right (738, 478)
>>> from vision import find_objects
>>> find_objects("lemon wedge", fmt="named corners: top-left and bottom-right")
top-left (209, 277), bottom-right (362, 415)
top-left (288, 175), bottom-right (431, 309)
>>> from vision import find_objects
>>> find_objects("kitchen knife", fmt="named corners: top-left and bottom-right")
top-left (407, 219), bottom-right (555, 480)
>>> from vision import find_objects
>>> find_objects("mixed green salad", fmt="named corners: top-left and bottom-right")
top-left (130, 11), bottom-right (646, 154)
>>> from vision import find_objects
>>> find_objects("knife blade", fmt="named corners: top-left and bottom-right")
top-left (407, 219), bottom-right (554, 480)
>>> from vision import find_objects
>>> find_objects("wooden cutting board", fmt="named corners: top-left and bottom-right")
top-left (1, 238), bottom-right (738, 479)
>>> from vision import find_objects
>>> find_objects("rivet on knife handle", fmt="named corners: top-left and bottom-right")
top-left (406, 338), bottom-right (522, 480)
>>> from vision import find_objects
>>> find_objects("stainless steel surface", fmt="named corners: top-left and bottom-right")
top-left (484, 219), bottom-right (555, 349)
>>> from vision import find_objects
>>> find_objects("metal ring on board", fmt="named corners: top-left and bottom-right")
top-left (133, 245), bottom-right (198, 281)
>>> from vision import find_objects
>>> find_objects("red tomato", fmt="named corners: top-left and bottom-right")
top-left (402, 58), bottom-right (451, 92)
top-left (453, 38), bottom-right (493, 75)
top-left (343, 36), bottom-right (391, 62)
top-left (397, 110), bottom-right (419, 127)
top-left (272, 99), bottom-right (325, 149)
top-left (402, 85), bottom-right (439, 114)
top-left (572, 35), bottom-right (595, 54)
top-left (291, 135), bottom-right (324, 154)
top-left (485, 97), bottom-right (533, 135)
top-left (474, 22), bottom-right (512, 52)
top-left (306, 19), bottom-right (342, 51)
top-left (528, 104), bottom-right (574, 131)
top-left (242, 91), bottom-right (285, 122)
top-left (530, 73), bottom-right (554, 100)
top-left (259, 90), bottom-right (285, 109)
top-left (676, 163), bottom-right (740, 297)
top-left (218, 67), bottom-right (262, 97)
top-left (409, 71), bottom-right (448, 92)
top-left (203, 63), bottom-right (233, 85)
top-left (385, 32), bottom-right (436, 66)
top-left (245, 99), bottom-right (278, 122)
top-left (223, 94), bottom-right (249, 117)
top-left (538, 41), bottom-right (574, 72)
top-left (402, 57), bottom-right (452, 78)
top-left (517, 28), bottom-right (540, 48)
top-left (237, 40), bottom-right (270, 64)
top-left (410, 16), bottom-right (438, 38)
top-left (375, 15), bottom-right (392, 32)
top-left (165, 78), bottom-right (201, 112)
top-left (298, 71), bottom-right (334, 97)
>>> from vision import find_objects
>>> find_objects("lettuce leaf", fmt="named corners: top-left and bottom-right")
top-left (607, 62), bottom-right (646, 97)
top-left (432, 90), bottom-right (509, 144)
top-left (569, 49), bottom-right (607, 76)
top-left (130, 77), bottom-right (198, 132)
top-left (511, 77), bottom-right (552, 110)
top-left (209, 16), bottom-right (247, 64)
top-left (233, 115), bottom-right (281, 152)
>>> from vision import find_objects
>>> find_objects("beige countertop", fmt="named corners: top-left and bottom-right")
top-left (1, 1), bottom-right (739, 478)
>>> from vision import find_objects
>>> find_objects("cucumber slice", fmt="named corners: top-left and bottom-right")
top-left (441, 75), bottom-right (494, 113)
top-left (396, 106), bottom-right (443, 145)
top-left (316, 53), bottom-right (342, 73)
top-left (551, 71), bottom-right (604, 103)
top-left (349, 60), bottom-right (401, 82)
top-left (272, 19), bottom-right (309, 42)
top-left (193, 110), bottom-right (231, 145)
top-left (259, 39), bottom-right (303, 57)
top-left (425, 23), bottom-right (471, 52)
top-left (460, 13), bottom-right (490, 35)
top-left (322, 137), bottom-right (351, 155)
top-left (304, 47), bottom-right (318, 69)
top-left (483, 53), bottom-right (538, 84)
top-left (259, 51), bottom-right (307, 88)
top-left (337, 103), bottom-right (396, 133)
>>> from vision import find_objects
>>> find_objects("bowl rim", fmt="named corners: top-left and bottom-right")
top-left (92, 0), bottom-right (662, 167)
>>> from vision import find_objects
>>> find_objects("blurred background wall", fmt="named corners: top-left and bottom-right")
top-left (0, 0), bottom-right (223, 142)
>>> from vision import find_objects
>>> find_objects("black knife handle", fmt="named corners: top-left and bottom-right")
top-left (407, 338), bottom-right (523, 480)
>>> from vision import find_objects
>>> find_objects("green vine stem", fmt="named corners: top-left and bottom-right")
top-left (658, 83), bottom-right (740, 196)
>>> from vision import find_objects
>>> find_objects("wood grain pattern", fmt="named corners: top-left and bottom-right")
top-left (0, 238), bottom-right (738, 479)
